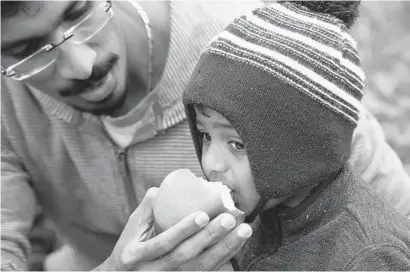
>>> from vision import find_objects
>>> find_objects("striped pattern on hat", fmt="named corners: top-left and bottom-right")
top-left (203, 2), bottom-right (365, 125)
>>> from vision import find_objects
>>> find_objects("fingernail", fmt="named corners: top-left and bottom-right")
top-left (237, 224), bottom-right (252, 238)
top-left (221, 215), bottom-right (236, 229)
top-left (195, 213), bottom-right (209, 227)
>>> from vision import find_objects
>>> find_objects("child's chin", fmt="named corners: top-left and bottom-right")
top-left (241, 201), bottom-right (261, 218)
top-left (238, 203), bottom-right (252, 217)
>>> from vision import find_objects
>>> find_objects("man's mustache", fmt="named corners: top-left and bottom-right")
top-left (59, 53), bottom-right (119, 97)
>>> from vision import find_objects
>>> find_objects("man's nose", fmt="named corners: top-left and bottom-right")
top-left (56, 41), bottom-right (97, 80)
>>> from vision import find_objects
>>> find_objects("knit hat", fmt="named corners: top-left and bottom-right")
top-left (183, 1), bottom-right (365, 199)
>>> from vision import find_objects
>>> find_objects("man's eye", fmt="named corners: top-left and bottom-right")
top-left (229, 141), bottom-right (245, 151)
top-left (201, 132), bottom-right (212, 143)
top-left (64, 1), bottom-right (92, 22)
top-left (11, 38), bottom-right (44, 59)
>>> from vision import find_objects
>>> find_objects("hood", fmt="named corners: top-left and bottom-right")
top-left (182, 2), bottom-right (364, 199)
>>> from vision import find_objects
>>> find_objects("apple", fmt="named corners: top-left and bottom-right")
top-left (153, 169), bottom-right (244, 233)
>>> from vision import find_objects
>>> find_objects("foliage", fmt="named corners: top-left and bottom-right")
top-left (351, 1), bottom-right (410, 173)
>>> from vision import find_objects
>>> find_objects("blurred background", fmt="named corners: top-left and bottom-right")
top-left (351, 1), bottom-right (410, 174)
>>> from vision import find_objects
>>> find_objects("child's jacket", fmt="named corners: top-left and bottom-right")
top-left (239, 166), bottom-right (410, 270)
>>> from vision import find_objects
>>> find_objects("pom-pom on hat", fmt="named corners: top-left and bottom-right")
top-left (183, 1), bottom-right (365, 199)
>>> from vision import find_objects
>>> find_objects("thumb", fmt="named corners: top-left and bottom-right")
top-left (118, 188), bottom-right (158, 268)
top-left (129, 187), bottom-right (157, 221)
top-left (128, 187), bottom-right (158, 241)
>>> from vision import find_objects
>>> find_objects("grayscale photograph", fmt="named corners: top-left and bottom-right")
top-left (1, 1), bottom-right (410, 271)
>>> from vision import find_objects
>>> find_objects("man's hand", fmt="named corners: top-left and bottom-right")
top-left (94, 187), bottom-right (252, 271)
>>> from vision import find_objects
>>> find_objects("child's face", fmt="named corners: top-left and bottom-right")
top-left (195, 107), bottom-right (261, 215)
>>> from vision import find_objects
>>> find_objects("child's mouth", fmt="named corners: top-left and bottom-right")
top-left (209, 179), bottom-right (241, 210)
top-left (230, 191), bottom-right (239, 208)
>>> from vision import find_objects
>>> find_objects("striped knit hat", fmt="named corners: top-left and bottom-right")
top-left (183, 1), bottom-right (365, 199)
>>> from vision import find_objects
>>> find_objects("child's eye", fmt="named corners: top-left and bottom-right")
top-left (201, 132), bottom-right (212, 143)
top-left (229, 141), bottom-right (245, 151)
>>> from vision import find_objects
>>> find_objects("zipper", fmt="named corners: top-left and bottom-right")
top-left (116, 148), bottom-right (137, 211)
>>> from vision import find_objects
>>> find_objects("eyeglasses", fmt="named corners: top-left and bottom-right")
top-left (1, 1), bottom-right (114, 81)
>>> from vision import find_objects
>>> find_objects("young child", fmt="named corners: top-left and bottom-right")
top-left (182, 1), bottom-right (410, 270)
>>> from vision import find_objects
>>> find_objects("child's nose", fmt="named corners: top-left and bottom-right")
top-left (208, 162), bottom-right (228, 180)
top-left (202, 145), bottom-right (229, 179)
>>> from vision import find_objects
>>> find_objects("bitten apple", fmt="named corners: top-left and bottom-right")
top-left (153, 169), bottom-right (244, 233)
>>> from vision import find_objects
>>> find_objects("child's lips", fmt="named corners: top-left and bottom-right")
top-left (209, 179), bottom-right (240, 208)
top-left (230, 191), bottom-right (235, 202)
top-left (230, 191), bottom-right (240, 208)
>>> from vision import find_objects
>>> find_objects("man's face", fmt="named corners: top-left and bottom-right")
top-left (1, 1), bottom-right (128, 115)
top-left (195, 106), bottom-right (261, 216)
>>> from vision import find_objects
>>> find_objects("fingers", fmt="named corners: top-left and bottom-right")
top-left (119, 188), bottom-right (158, 247)
top-left (119, 193), bottom-right (252, 271)
top-left (112, 188), bottom-right (158, 264)
top-left (121, 211), bottom-right (209, 268)
top-left (144, 213), bottom-right (250, 271)
top-left (147, 213), bottom-right (236, 270)
top-left (186, 213), bottom-right (237, 249)
top-left (190, 223), bottom-right (252, 271)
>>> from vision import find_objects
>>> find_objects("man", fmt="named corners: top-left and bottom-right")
top-left (1, 1), bottom-right (409, 270)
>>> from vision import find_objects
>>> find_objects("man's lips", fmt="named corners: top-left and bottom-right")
top-left (78, 71), bottom-right (116, 103)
